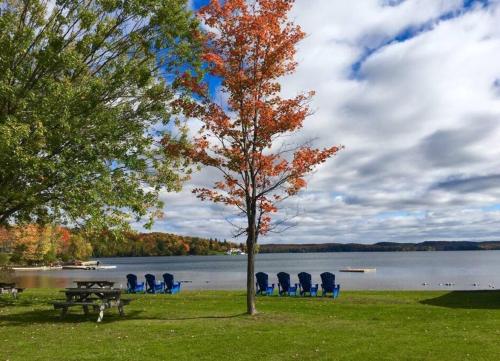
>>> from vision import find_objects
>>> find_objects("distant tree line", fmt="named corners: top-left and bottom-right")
top-left (0, 226), bottom-right (243, 265)
top-left (259, 241), bottom-right (500, 253)
top-left (92, 231), bottom-right (243, 257)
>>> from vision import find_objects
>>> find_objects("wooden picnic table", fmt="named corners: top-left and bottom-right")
top-left (74, 280), bottom-right (115, 289)
top-left (53, 287), bottom-right (130, 322)
top-left (0, 282), bottom-right (24, 299)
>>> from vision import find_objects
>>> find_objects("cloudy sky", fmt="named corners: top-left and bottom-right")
top-left (142, 0), bottom-right (500, 244)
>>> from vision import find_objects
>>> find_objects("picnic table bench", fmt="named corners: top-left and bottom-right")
top-left (0, 282), bottom-right (24, 299)
top-left (52, 287), bottom-right (131, 322)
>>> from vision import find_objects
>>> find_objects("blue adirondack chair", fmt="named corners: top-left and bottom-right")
top-left (145, 274), bottom-right (165, 294)
top-left (320, 272), bottom-right (341, 298)
top-left (126, 274), bottom-right (145, 293)
top-left (298, 272), bottom-right (318, 296)
top-left (255, 272), bottom-right (275, 296)
top-left (162, 273), bottom-right (181, 294)
top-left (277, 272), bottom-right (298, 296)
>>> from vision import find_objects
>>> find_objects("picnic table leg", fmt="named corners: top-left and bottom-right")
top-left (60, 307), bottom-right (68, 318)
top-left (83, 305), bottom-right (90, 315)
top-left (97, 304), bottom-right (105, 322)
top-left (118, 301), bottom-right (124, 316)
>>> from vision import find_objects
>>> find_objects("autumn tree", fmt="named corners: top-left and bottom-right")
top-left (193, 0), bottom-right (342, 314)
top-left (0, 0), bottom-right (202, 229)
top-left (10, 224), bottom-right (71, 264)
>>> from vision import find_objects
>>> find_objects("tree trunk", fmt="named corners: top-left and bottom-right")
top-left (246, 221), bottom-right (257, 315)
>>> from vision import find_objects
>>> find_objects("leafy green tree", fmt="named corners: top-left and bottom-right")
top-left (0, 0), bottom-right (202, 229)
top-left (66, 233), bottom-right (93, 261)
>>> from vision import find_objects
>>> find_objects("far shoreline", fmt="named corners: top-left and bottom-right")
top-left (91, 247), bottom-right (500, 258)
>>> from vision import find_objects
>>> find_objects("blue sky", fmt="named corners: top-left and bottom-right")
top-left (141, 0), bottom-right (500, 244)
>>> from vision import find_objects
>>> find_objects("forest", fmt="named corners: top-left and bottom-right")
top-left (259, 241), bottom-right (500, 253)
top-left (0, 226), bottom-right (242, 265)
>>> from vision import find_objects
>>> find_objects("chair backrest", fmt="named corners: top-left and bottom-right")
top-left (298, 272), bottom-right (312, 292)
top-left (320, 272), bottom-right (336, 292)
top-left (145, 274), bottom-right (156, 290)
top-left (255, 272), bottom-right (269, 291)
top-left (277, 272), bottom-right (291, 291)
top-left (126, 274), bottom-right (138, 289)
top-left (162, 273), bottom-right (175, 290)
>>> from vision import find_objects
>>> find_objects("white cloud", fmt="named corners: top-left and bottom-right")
top-left (143, 0), bottom-right (500, 244)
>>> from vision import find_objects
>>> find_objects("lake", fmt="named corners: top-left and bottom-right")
top-left (11, 250), bottom-right (500, 290)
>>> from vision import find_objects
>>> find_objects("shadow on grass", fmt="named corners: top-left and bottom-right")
top-left (0, 306), bottom-right (247, 326)
top-left (0, 308), bottom-right (145, 325)
top-left (420, 290), bottom-right (500, 309)
top-left (156, 313), bottom-right (247, 321)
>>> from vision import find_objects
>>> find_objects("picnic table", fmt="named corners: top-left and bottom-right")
top-left (52, 287), bottom-right (131, 322)
top-left (74, 280), bottom-right (115, 289)
top-left (0, 282), bottom-right (24, 299)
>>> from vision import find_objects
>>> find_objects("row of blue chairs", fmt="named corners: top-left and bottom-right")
top-left (256, 272), bottom-right (340, 298)
top-left (126, 273), bottom-right (181, 294)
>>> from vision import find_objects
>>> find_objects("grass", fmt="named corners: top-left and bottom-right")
top-left (0, 289), bottom-right (499, 361)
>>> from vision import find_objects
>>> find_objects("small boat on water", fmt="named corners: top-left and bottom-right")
top-left (339, 268), bottom-right (376, 273)
top-left (225, 248), bottom-right (246, 255)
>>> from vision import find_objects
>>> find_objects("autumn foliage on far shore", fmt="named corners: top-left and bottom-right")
top-left (0, 225), bottom-right (90, 265)
top-left (0, 225), bottom-right (242, 265)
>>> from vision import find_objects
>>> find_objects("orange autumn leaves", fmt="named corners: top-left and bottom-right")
top-left (176, 0), bottom-right (342, 235)
top-left (0, 225), bottom-right (77, 263)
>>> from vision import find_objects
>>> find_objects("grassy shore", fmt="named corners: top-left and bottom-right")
top-left (0, 289), bottom-right (499, 361)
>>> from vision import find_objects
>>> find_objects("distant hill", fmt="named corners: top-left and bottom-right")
top-left (259, 241), bottom-right (500, 253)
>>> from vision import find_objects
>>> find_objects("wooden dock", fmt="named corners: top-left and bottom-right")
top-left (12, 266), bottom-right (62, 271)
top-left (61, 261), bottom-right (116, 270)
top-left (339, 268), bottom-right (376, 273)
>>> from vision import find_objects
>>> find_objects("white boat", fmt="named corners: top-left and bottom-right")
top-left (81, 261), bottom-right (99, 266)
top-left (226, 248), bottom-right (246, 255)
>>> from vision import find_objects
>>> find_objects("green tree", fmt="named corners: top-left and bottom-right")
top-left (0, 0), bottom-right (202, 229)
top-left (66, 234), bottom-right (93, 261)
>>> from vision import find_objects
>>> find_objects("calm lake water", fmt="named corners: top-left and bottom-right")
top-left (11, 251), bottom-right (500, 290)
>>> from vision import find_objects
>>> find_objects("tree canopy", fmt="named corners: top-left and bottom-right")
top-left (0, 0), bottom-right (202, 229)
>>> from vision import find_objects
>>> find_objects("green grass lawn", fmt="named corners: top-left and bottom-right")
top-left (0, 289), bottom-right (499, 361)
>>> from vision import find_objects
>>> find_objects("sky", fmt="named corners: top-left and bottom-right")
top-left (140, 0), bottom-right (500, 244)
